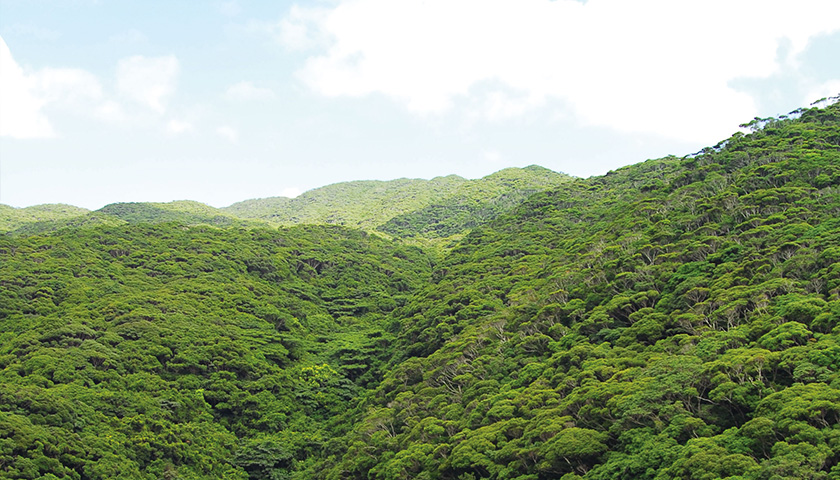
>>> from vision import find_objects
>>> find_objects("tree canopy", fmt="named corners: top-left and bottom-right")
top-left (1, 100), bottom-right (839, 479)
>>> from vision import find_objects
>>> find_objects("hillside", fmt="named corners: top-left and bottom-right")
top-left (379, 165), bottom-right (570, 238)
top-left (0, 204), bottom-right (90, 233)
top-left (0, 224), bottom-right (433, 479)
top-left (95, 200), bottom-right (260, 228)
top-left (1, 99), bottom-right (839, 479)
top-left (223, 175), bottom-right (468, 229)
top-left (309, 100), bottom-right (840, 479)
top-left (224, 166), bottom-right (571, 237)
top-left (4, 167), bottom-right (569, 240)
top-left (4, 200), bottom-right (266, 236)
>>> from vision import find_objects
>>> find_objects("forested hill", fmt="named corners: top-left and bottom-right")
top-left (0, 204), bottom-right (90, 233)
top-left (0, 225), bottom-right (435, 478)
top-left (1, 99), bottom-right (839, 479)
top-left (2, 166), bottom-right (569, 240)
top-left (2, 201), bottom-right (264, 237)
top-left (378, 166), bottom-right (569, 238)
top-left (223, 165), bottom-right (571, 237)
top-left (308, 100), bottom-right (840, 479)
top-left (222, 175), bottom-right (468, 229)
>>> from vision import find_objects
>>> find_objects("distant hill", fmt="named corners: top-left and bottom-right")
top-left (3, 200), bottom-right (265, 235)
top-left (224, 166), bottom-right (571, 238)
top-left (3, 167), bottom-right (569, 239)
top-left (223, 175), bottom-right (468, 229)
top-left (379, 165), bottom-right (570, 237)
top-left (0, 204), bottom-right (90, 233)
top-left (8, 211), bottom-right (127, 236)
top-left (95, 200), bottom-right (258, 227)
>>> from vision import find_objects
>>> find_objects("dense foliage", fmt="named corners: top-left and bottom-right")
top-left (1, 100), bottom-right (839, 479)
top-left (3, 201), bottom-right (263, 237)
top-left (0, 225), bottom-right (432, 478)
top-left (4, 167), bottom-right (569, 242)
top-left (0, 205), bottom-right (90, 234)
top-left (378, 166), bottom-right (570, 238)
top-left (94, 201), bottom-right (256, 228)
top-left (308, 101), bottom-right (840, 479)
top-left (224, 166), bottom-right (570, 238)
top-left (223, 176), bottom-right (467, 230)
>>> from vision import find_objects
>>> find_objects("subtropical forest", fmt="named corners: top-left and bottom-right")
top-left (1, 99), bottom-right (839, 479)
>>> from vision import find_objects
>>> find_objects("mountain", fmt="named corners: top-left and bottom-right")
top-left (3, 200), bottom-right (265, 236)
top-left (379, 165), bottom-right (571, 238)
top-left (0, 224), bottom-right (434, 479)
top-left (0, 204), bottom-right (90, 233)
top-left (3, 167), bottom-right (569, 240)
top-left (95, 200), bottom-right (259, 227)
top-left (309, 100), bottom-right (840, 479)
top-left (1, 99), bottom-right (838, 480)
top-left (223, 175), bottom-right (468, 228)
top-left (224, 166), bottom-right (571, 238)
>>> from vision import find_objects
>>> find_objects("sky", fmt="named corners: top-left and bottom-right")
top-left (1, 0), bottom-right (839, 210)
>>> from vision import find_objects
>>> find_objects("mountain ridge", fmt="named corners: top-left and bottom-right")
top-left (2, 166), bottom-right (571, 240)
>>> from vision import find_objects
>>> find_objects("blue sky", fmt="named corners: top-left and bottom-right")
top-left (1, 0), bottom-right (839, 209)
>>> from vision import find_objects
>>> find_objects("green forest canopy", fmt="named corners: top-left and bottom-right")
top-left (1, 166), bottom-right (570, 244)
top-left (1, 100), bottom-right (839, 479)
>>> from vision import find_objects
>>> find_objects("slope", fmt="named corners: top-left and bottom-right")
top-left (223, 175), bottom-right (468, 229)
top-left (379, 165), bottom-right (571, 238)
top-left (4, 167), bottom-right (570, 240)
top-left (1, 100), bottom-right (838, 480)
top-left (0, 204), bottom-right (90, 233)
top-left (6, 200), bottom-right (267, 236)
top-left (223, 166), bottom-right (571, 238)
top-left (95, 200), bottom-right (261, 227)
top-left (0, 223), bottom-right (433, 479)
top-left (309, 101), bottom-right (840, 479)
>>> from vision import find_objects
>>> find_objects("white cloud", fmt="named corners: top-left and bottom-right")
top-left (1, 38), bottom-right (187, 138)
top-left (94, 100), bottom-right (129, 123)
top-left (0, 37), bottom-right (103, 138)
top-left (476, 86), bottom-right (544, 121)
top-left (804, 80), bottom-right (840, 106)
top-left (167, 119), bottom-right (195, 134)
top-left (277, 5), bottom-right (331, 51)
top-left (33, 68), bottom-right (103, 106)
top-left (285, 0), bottom-right (840, 142)
top-left (0, 37), bottom-right (54, 138)
top-left (116, 55), bottom-right (179, 113)
top-left (225, 81), bottom-right (276, 101)
top-left (216, 126), bottom-right (239, 142)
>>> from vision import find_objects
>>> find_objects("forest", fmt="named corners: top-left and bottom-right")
top-left (1, 99), bottom-right (839, 479)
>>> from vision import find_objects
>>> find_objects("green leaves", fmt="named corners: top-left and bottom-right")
top-left (540, 427), bottom-right (609, 472)
top-left (309, 101), bottom-right (840, 479)
top-left (0, 223), bottom-right (433, 478)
